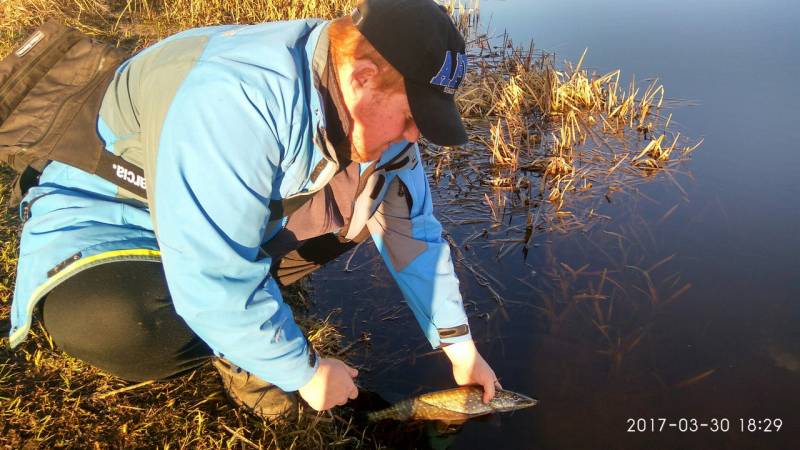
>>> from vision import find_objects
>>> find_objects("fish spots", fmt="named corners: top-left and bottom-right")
top-left (368, 386), bottom-right (537, 422)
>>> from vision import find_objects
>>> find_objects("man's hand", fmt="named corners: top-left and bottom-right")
top-left (442, 340), bottom-right (501, 404)
top-left (298, 358), bottom-right (359, 411)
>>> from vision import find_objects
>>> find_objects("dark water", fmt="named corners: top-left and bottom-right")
top-left (311, 1), bottom-right (800, 448)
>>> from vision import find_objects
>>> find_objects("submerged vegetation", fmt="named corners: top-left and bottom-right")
top-left (0, 0), bottom-right (701, 448)
top-left (532, 222), bottom-right (693, 376)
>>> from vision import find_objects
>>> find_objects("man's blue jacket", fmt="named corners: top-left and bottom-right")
top-left (8, 19), bottom-right (471, 391)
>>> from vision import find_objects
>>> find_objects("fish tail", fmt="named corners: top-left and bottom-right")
top-left (365, 410), bottom-right (387, 422)
top-left (366, 400), bottom-right (412, 422)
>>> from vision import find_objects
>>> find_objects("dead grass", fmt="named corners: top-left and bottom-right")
top-left (420, 18), bottom-right (701, 310)
top-left (0, 169), bottom-right (18, 307)
top-left (1, 0), bottom-right (357, 56)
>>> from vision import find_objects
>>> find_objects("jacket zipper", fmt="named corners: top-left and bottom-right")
top-left (340, 143), bottom-right (414, 238)
top-left (20, 193), bottom-right (48, 224)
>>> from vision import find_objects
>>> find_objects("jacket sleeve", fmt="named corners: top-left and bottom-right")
top-left (366, 144), bottom-right (472, 348)
top-left (149, 68), bottom-right (317, 391)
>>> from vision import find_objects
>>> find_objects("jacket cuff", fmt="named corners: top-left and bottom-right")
top-left (272, 345), bottom-right (320, 392)
top-left (433, 323), bottom-right (472, 348)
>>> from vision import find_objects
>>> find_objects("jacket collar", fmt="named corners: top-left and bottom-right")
top-left (298, 22), bottom-right (339, 192)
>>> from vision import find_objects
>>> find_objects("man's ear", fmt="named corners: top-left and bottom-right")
top-left (350, 58), bottom-right (379, 89)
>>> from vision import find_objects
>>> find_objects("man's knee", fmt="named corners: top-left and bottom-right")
top-left (41, 261), bottom-right (211, 381)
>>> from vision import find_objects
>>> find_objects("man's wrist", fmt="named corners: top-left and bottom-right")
top-left (287, 346), bottom-right (320, 392)
top-left (442, 338), bottom-right (477, 365)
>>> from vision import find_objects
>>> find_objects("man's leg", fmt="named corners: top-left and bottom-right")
top-left (41, 260), bottom-right (212, 381)
top-left (40, 259), bottom-right (297, 419)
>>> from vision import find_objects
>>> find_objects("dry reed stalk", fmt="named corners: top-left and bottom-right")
top-left (631, 133), bottom-right (681, 169)
top-left (488, 117), bottom-right (517, 166)
top-left (544, 154), bottom-right (574, 178)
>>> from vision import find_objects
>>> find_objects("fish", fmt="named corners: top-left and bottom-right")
top-left (366, 386), bottom-right (537, 422)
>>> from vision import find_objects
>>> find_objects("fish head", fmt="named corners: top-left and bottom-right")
top-left (489, 389), bottom-right (538, 412)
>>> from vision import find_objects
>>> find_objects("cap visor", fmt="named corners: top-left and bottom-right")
top-left (406, 79), bottom-right (468, 146)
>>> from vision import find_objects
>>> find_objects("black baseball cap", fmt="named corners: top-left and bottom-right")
top-left (351, 0), bottom-right (468, 146)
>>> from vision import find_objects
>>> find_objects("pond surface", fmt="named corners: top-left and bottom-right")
top-left (311, 1), bottom-right (800, 448)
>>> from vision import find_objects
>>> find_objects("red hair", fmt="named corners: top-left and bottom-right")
top-left (327, 16), bottom-right (404, 93)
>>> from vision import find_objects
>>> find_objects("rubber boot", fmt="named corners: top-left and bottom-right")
top-left (212, 358), bottom-right (298, 420)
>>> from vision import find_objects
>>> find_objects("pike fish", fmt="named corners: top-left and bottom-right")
top-left (367, 386), bottom-right (537, 422)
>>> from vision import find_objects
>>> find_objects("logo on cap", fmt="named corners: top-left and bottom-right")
top-left (430, 51), bottom-right (467, 95)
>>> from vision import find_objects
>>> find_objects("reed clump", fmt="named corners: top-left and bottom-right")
top-left (443, 0), bottom-right (481, 35)
top-left (448, 33), bottom-right (701, 239)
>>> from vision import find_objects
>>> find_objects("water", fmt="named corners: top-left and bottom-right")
top-left (311, 1), bottom-right (800, 448)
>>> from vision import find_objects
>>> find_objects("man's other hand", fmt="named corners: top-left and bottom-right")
top-left (442, 340), bottom-right (501, 404)
top-left (298, 358), bottom-right (359, 411)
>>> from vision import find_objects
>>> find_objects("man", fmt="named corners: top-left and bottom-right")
top-left (7, 0), bottom-right (500, 417)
